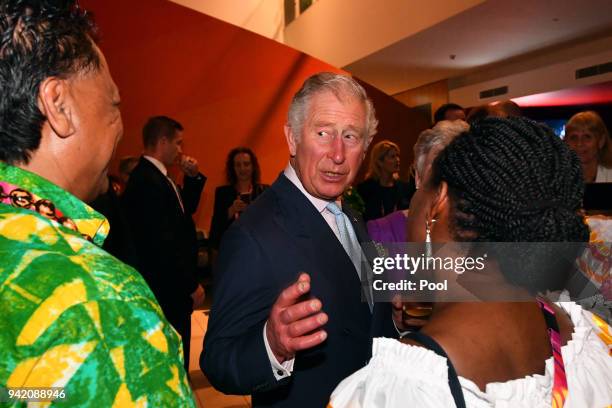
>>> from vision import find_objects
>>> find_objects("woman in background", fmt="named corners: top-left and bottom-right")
top-left (357, 140), bottom-right (414, 222)
top-left (209, 147), bottom-right (268, 249)
top-left (565, 111), bottom-right (612, 182)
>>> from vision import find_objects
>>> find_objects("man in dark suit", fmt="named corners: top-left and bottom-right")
top-left (123, 116), bottom-right (206, 372)
top-left (202, 73), bottom-right (398, 407)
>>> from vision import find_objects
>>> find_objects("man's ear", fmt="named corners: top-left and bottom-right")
top-left (37, 77), bottom-right (76, 138)
top-left (284, 124), bottom-right (297, 157)
top-left (430, 181), bottom-right (449, 220)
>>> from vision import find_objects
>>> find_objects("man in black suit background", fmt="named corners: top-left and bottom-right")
top-left (202, 73), bottom-right (398, 407)
top-left (123, 116), bottom-right (206, 372)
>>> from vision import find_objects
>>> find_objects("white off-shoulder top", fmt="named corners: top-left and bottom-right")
top-left (330, 302), bottom-right (612, 408)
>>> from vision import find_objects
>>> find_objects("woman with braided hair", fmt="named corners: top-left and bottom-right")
top-left (330, 117), bottom-right (612, 408)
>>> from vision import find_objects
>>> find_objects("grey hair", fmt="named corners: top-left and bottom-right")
top-left (414, 120), bottom-right (469, 181)
top-left (287, 72), bottom-right (378, 147)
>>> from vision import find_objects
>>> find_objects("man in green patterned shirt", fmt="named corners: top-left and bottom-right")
top-left (0, 1), bottom-right (195, 406)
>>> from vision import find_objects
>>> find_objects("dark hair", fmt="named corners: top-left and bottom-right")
top-left (466, 104), bottom-right (499, 124)
top-left (495, 100), bottom-right (522, 117)
top-left (118, 156), bottom-right (138, 176)
top-left (225, 147), bottom-right (261, 187)
top-left (466, 101), bottom-right (522, 124)
top-left (142, 116), bottom-right (183, 148)
top-left (0, 0), bottom-right (99, 164)
top-left (430, 117), bottom-right (589, 290)
top-left (434, 103), bottom-right (464, 123)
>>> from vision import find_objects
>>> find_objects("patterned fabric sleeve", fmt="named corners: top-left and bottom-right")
top-left (0, 214), bottom-right (195, 407)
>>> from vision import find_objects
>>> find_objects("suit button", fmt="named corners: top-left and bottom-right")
top-left (342, 328), bottom-right (351, 335)
top-left (277, 370), bottom-right (284, 376)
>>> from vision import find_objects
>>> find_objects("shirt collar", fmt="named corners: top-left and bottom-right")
top-left (0, 161), bottom-right (109, 245)
top-left (143, 155), bottom-right (168, 176)
top-left (283, 163), bottom-right (340, 214)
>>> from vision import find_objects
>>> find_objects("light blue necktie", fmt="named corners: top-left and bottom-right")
top-left (326, 202), bottom-right (373, 310)
top-left (326, 202), bottom-right (362, 277)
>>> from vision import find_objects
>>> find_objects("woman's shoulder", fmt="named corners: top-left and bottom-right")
top-left (366, 210), bottom-right (408, 243)
top-left (483, 302), bottom-right (612, 406)
top-left (214, 185), bottom-right (237, 203)
top-left (330, 338), bottom-right (458, 408)
top-left (215, 184), bottom-right (235, 193)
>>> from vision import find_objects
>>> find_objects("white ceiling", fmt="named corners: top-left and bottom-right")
top-left (344, 0), bottom-right (612, 94)
top-left (282, 0), bottom-right (485, 69)
top-left (170, 0), bottom-right (612, 95)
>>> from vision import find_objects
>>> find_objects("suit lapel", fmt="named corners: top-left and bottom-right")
top-left (271, 175), bottom-right (371, 321)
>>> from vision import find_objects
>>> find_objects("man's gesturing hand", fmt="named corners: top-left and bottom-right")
top-left (266, 273), bottom-right (328, 363)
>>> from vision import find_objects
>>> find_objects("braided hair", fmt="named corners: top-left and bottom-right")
top-left (429, 117), bottom-right (589, 291)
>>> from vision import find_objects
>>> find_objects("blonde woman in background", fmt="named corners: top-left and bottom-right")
top-left (357, 140), bottom-right (415, 221)
top-left (564, 111), bottom-right (612, 182)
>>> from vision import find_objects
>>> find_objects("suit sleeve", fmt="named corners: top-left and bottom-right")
top-left (181, 173), bottom-right (206, 215)
top-left (201, 223), bottom-right (288, 395)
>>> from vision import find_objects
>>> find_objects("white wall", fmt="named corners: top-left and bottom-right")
top-left (169, 0), bottom-right (285, 42)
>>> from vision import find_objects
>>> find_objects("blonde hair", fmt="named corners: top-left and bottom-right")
top-left (365, 140), bottom-right (400, 180)
top-left (565, 111), bottom-right (612, 167)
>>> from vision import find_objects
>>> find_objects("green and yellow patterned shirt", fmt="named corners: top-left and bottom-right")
top-left (0, 162), bottom-right (195, 407)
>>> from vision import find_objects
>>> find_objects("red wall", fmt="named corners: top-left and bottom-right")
top-left (81, 0), bottom-right (424, 230)
top-left (358, 80), bottom-right (431, 182)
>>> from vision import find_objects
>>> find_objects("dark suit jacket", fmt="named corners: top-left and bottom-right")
top-left (89, 179), bottom-right (139, 269)
top-left (209, 183), bottom-right (269, 249)
top-left (122, 157), bottom-right (206, 319)
top-left (202, 173), bottom-right (395, 407)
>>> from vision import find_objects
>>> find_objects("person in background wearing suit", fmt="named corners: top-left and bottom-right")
top-left (202, 73), bottom-right (399, 407)
top-left (209, 147), bottom-right (269, 249)
top-left (123, 116), bottom-right (206, 372)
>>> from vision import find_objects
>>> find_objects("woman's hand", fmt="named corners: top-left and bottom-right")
top-left (228, 198), bottom-right (248, 219)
